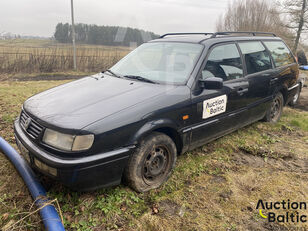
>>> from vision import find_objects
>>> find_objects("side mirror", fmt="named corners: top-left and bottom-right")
top-left (199, 77), bottom-right (223, 90)
top-left (299, 65), bottom-right (308, 71)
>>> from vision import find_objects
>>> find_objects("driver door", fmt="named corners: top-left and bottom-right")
top-left (189, 43), bottom-right (250, 149)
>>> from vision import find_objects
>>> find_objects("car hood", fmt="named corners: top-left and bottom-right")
top-left (24, 73), bottom-right (177, 130)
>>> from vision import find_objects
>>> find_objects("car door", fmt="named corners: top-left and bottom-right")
top-left (263, 40), bottom-right (299, 103)
top-left (237, 41), bottom-right (275, 122)
top-left (189, 43), bottom-right (250, 149)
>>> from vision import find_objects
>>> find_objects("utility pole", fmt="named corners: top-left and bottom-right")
top-left (71, 0), bottom-right (77, 70)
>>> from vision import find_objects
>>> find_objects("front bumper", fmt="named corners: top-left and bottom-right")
top-left (14, 119), bottom-right (133, 191)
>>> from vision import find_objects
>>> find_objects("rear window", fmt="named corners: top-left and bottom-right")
top-left (263, 41), bottom-right (295, 67)
top-left (238, 41), bottom-right (272, 75)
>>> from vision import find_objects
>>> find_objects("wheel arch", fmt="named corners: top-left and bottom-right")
top-left (153, 127), bottom-right (183, 155)
top-left (131, 119), bottom-right (183, 155)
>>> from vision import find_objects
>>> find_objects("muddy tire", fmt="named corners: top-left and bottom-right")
top-left (124, 132), bottom-right (177, 193)
top-left (289, 84), bottom-right (301, 106)
top-left (264, 92), bottom-right (284, 123)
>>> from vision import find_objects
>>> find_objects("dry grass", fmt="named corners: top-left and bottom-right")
top-left (0, 39), bottom-right (130, 74)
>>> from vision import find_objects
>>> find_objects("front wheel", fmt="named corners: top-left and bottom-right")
top-left (124, 132), bottom-right (177, 192)
top-left (264, 92), bottom-right (284, 123)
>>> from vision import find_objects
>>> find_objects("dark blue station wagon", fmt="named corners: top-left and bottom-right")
top-left (14, 32), bottom-right (299, 192)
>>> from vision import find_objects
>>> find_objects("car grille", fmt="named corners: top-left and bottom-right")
top-left (20, 110), bottom-right (44, 139)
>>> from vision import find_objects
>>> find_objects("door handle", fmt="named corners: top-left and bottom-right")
top-left (237, 88), bottom-right (248, 95)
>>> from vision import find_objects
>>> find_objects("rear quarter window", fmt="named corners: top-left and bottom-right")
top-left (263, 41), bottom-right (295, 67)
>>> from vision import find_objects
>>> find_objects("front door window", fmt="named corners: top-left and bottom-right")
top-left (202, 43), bottom-right (243, 81)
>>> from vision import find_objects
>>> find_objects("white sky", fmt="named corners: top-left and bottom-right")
top-left (0, 0), bottom-right (230, 37)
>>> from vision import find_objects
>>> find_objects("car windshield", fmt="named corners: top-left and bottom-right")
top-left (110, 42), bottom-right (203, 84)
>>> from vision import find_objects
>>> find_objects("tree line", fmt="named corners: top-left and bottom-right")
top-left (54, 0), bottom-right (307, 53)
top-left (54, 23), bottom-right (159, 46)
top-left (216, 0), bottom-right (307, 53)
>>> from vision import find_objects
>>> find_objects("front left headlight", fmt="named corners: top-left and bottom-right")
top-left (43, 128), bottom-right (94, 152)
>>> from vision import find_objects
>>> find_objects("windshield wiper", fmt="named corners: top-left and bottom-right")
top-left (123, 75), bottom-right (157, 84)
top-left (103, 69), bottom-right (122, 78)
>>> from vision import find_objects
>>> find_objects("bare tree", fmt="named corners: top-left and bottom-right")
top-left (216, 0), bottom-right (293, 44)
top-left (281, 0), bottom-right (308, 52)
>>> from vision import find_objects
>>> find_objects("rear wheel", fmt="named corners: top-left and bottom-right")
top-left (124, 132), bottom-right (177, 192)
top-left (264, 92), bottom-right (284, 123)
top-left (289, 84), bottom-right (301, 106)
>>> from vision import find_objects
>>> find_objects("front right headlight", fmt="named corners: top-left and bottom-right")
top-left (43, 129), bottom-right (94, 152)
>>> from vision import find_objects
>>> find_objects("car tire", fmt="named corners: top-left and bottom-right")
top-left (264, 92), bottom-right (284, 123)
top-left (289, 84), bottom-right (301, 106)
top-left (124, 132), bottom-right (177, 193)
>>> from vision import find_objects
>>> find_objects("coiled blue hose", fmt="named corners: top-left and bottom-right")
top-left (0, 136), bottom-right (65, 231)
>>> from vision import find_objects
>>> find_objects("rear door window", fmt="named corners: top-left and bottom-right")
top-left (202, 43), bottom-right (243, 81)
top-left (238, 41), bottom-right (272, 75)
top-left (263, 41), bottom-right (295, 67)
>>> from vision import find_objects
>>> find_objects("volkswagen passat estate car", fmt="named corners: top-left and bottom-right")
top-left (14, 32), bottom-right (299, 192)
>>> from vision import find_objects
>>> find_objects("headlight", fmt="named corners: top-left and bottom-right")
top-left (72, 135), bottom-right (94, 151)
top-left (43, 129), bottom-right (94, 152)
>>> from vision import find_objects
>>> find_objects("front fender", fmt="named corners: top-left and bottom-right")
top-left (130, 118), bottom-right (179, 144)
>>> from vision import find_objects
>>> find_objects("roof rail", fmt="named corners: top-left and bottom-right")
top-left (160, 33), bottom-right (213, 38)
top-left (210, 31), bottom-right (277, 38)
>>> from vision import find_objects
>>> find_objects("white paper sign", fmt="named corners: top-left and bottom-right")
top-left (203, 95), bottom-right (227, 119)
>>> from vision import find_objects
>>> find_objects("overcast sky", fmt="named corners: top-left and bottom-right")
top-left (0, 0), bottom-right (230, 37)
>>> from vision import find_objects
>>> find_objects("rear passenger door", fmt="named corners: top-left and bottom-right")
top-left (237, 41), bottom-right (275, 121)
top-left (263, 41), bottom-right (298, 102)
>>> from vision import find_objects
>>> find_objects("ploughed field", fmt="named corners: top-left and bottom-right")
top-left (0, 79), bottom-right (307, 231)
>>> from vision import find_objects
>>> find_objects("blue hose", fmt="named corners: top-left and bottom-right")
top-left (0, 136), bottom-right (65, 231)
top-left (300, 65), bottom-right (308, 70)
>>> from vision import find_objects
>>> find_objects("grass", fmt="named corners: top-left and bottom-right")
top-left (289, 116), bottom-right (308, 131)
top-left (0, 80), bottom-right (308, 230)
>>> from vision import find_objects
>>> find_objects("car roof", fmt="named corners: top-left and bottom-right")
top-left (150, 34), bottom-right (282, 46)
